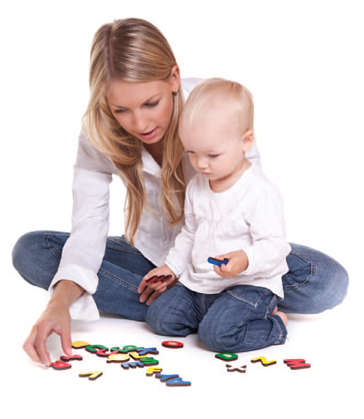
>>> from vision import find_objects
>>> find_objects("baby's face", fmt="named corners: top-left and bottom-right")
top-left (180, 106), bottom-right (252, 187)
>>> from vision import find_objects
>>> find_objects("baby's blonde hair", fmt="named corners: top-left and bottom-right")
top-left (180, 78), bottom-right (254, 136)
top-left (82, 18), bottom-right (186, 246)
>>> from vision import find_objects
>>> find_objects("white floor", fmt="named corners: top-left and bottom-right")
top-left (3, 264), bottom-right (362, 419)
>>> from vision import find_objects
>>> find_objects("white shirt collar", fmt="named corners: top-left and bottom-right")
top-left (141, 146), bottom-right (162, 176)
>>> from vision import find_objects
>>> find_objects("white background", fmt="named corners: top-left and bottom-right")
top-left (1, 0), bottom-right (363, 417)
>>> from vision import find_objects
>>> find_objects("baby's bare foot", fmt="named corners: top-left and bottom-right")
top-left (276, 311), bottom-right (288, 326)
top-left (272, 307), bottom-right (288, 326)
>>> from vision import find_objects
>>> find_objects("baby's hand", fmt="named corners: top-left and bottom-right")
top-left (138, 265), bottom-right (176, 305)
top-left (212, 250), bottom-right (249, 278)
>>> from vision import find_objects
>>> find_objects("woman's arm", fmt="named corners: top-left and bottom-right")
top-left (48, 132), bottom-right (114, 320)
top-left (23, 132), bottom-right (114, 364)
top-left (23, 280), bottom-right (84, 366)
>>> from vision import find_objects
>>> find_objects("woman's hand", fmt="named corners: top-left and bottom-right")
top-left (23, 280), bottom-right (84, 366)
top-left (23, 299), bottom-right (72, 367)
top-left (138, 265), bottom-right (176, 306)
top-left (212, 250), bottom-right (249, 277)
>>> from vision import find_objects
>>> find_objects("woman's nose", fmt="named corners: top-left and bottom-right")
top-left (132, 111), bottom-right (148, 133)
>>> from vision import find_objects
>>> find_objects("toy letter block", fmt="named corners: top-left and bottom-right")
top-left (140, 357), bottom-right (159, 366)
top-left (107, 354), bottom-right (130, 363)
top-left (146, 275), bottom-right (172, 284)
top-left (110, 347), bottom-right (128, 354)
top-left (72, 341), bottom-right (90, 349)
top-left (86, 344), bottom-right (109, 354)
top-left (155, 374), bottom-right (192, 387)
top-left (129, 351), bottom-right (143, 360)
top-left (79, 371), bottom-right (103, 381)
top-left (121, 361), bottom-right (145, 370)
top-left (208, 257), bottom-right (229, 267)
top-left (123, 345), bottom-right (145, 352)
top-left (162, 340), bottom-right (184, 349)
top-left (251, 356), bottom-right (277, 367)
top-left (96, 349), bottom-right (119, 358)
top-left (284, 359), bottom-right (311, 370)
top-left (50, 360), bottom-right (72, 370)
top-left (60, 354), bottom-right (83, 362)
top-left (215, 352), bottom-right (238, 362)
top-left (155, 374), bottom-right (179, 382)
top-left (165, 377), bottom-right (191, 387)
top-left (137, 347), bottom-right (159, 356)
top-left (146, 367), bottom-right (163, 376)
top-left (226, 364), bottom-right (247, 373)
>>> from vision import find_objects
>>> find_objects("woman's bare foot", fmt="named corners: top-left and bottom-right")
top-left (272, 307), bottom-right (288, 326)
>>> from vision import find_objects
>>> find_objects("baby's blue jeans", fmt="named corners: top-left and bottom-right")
top-left (146, 282), bottom-right (287, 352)
top-left (12, 231), bottom-right (348, 326)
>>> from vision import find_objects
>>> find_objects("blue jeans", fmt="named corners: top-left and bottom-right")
top-left (12, 230), bottom-right (348, 321)
top-left (146, 282), bottom-right (287, 352)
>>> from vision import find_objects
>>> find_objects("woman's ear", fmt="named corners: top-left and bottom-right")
top-left (169, 65), bottom-right (180, 93)
top-left (241, 130), bottom-right (254, 152)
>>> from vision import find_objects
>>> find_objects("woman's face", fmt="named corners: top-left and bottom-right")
top-left (107, 66), bottom-right (180, 146)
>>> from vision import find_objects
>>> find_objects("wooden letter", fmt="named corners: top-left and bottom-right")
top-left (79, 371), bottom-right (103, 381)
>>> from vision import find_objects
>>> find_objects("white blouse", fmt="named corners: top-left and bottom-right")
top-left (49, 78), bottom-right (262, 320)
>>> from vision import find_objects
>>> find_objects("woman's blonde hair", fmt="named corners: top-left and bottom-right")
top-left (82, 18), bottom-right (186, 246)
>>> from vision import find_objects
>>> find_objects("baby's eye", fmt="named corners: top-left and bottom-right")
top-left (208, 154), bottom-right (220, 158)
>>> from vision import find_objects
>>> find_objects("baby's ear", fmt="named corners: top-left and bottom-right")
top-left (242, 130), bottom-right (254, 152)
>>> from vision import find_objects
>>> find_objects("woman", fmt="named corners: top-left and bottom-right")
top-left (12, 18), bottom-right (348, 366)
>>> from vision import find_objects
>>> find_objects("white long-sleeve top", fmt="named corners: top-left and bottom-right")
top-left (49, 78), bottom-right (262, 320)
top-left (165, 164), bottom-right (291, 298)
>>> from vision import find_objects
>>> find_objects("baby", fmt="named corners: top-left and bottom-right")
top-left (138, 78), bottom-right (290, 353)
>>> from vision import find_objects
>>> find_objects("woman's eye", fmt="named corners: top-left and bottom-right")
top-left (114, 109), bottom-right (127, 114)
top-left (145, 100), bottom-right (160, 107)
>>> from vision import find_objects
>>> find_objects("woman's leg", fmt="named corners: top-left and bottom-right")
top-left (198, 285), bottom-right (287, 353)
top-left (12, 230), bottom-right (156, 321)
top-left (279, 243), bottom-right (349, 314)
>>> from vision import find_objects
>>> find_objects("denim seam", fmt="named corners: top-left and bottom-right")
top-left (264, 295), bottom-right (278, 319)
top-left (43, 233), bottom-right (63, 258)
top-left (283, 251), bottom-right (316, 291)
top-left (98, 267), bottom-right (139, 292)
top-left (226, 290), bottom-right (260, 308)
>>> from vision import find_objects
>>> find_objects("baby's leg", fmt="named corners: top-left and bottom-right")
top-left (146, 283), bottom-right (200, 337)
top-left (198, 285), bottom-right (287, 353)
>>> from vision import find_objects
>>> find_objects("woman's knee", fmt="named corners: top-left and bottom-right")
top-left (12, 230), bottom-right (64, 290)
top-left (284, 244), bottom-right (349, 313)
top-left (13, 231), bottom-right (41, 275)
top-left (314, 255), bottom-right (349, 311)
